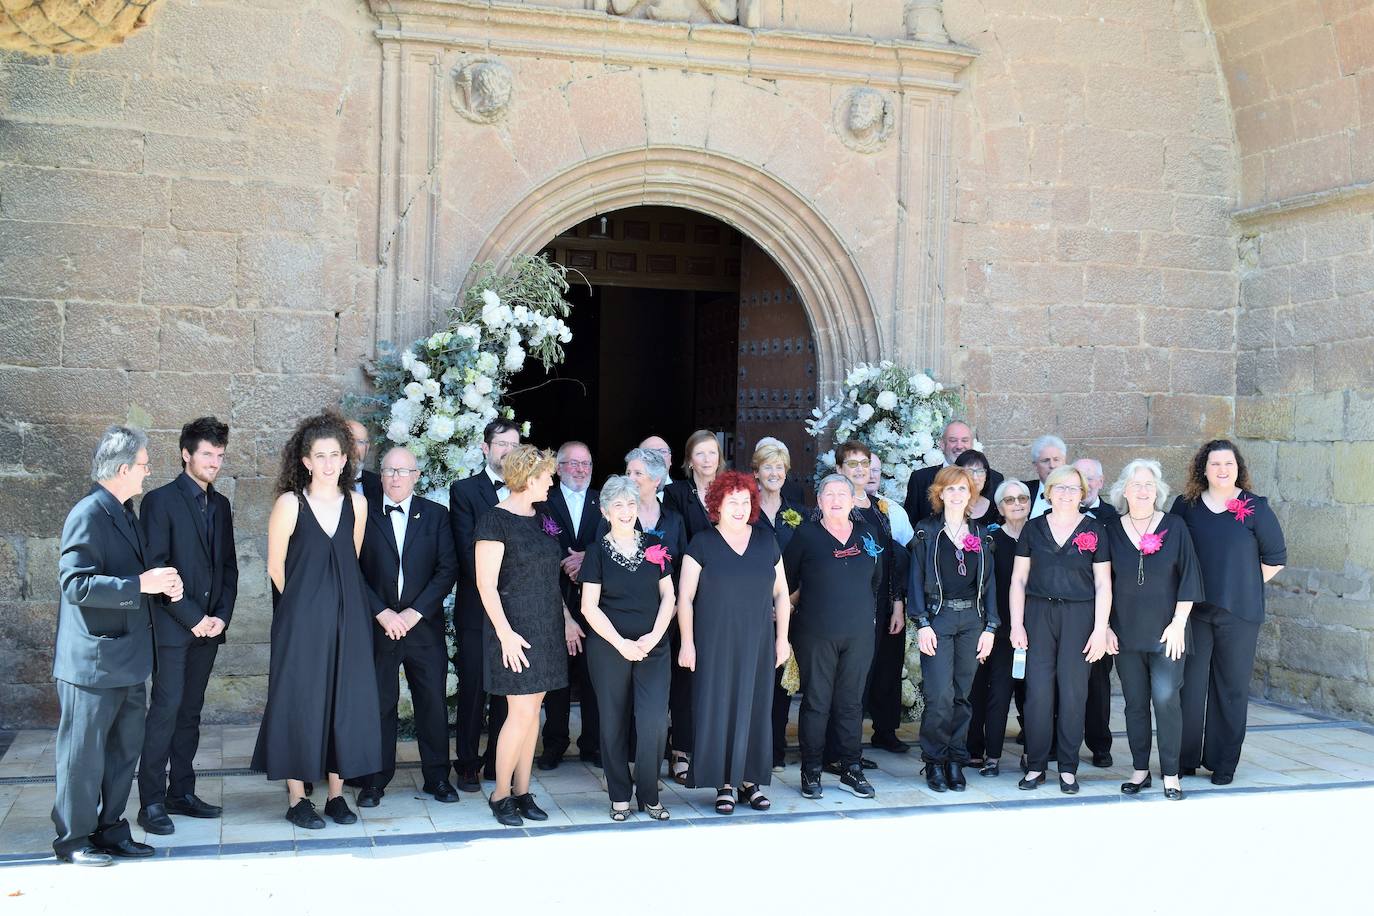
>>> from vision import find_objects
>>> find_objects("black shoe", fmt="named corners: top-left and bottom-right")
top-left (1210, 773), bottom-right (1234, 786)
top-left (924, 763), bottom-right (948, 793)
top-left (840, 764), bottom-right (876, 798)
top-left (324, 796), bottom-right (357, 825)
top-left (1164, 787), bottom-right (1185, 801)
top-left (945, 762), bottom-right (966, 791)
top-left (137, 804), bottom-right (174, 836)
top-left (94, 837), bottom-right (155, 858)
top-left (1058, 774), bottom-right (1080, 795)
top-left (871, 733), bottom-right (910, 754)
top-left (356, 787), bottom-right (383, 808)
top-left (1091, 751), bottom-right (1113, 768)
top-left (535, 752), bottom-right (561, 771)
top-left (164, 793), bottom-right (222, 818)
top-left (979, 760), bottom-right (1000, 777)
top-left (1018, 772), bottom-right (1046, 790)
top-left (286, 798), bottom-right (325, 829)
top-left (860, 755), bottom-right (877, 770)
top-left (1120, 775), bottom-right (1152, 795)
top-left (822, 760), bottom-right (843, 777)
top-left (455, 770), bottom-right (481, 793)
top-left (489, 795), bottom-right (523, 827)
top-left (513, 792), bottom-right (548, 821)
top-left (1179, 766), bottom-right (1197, 776)
top-left (772, 755), bottom-right (786, 773)
top-left (424, 780), bottom-right (460, 804)
top-left (800, 768), bottom-right (823, 799)
top-left (57, 846), bottom-right (113, 867)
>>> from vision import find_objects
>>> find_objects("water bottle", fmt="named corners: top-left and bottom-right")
top-left (1011, 647), bottom-right (1027, 680)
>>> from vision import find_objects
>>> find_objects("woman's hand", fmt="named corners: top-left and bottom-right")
top-left (1083, 628), bottom-right (1109, 663)
top-left (775, 637), bottom-right (791, 669)
top-left (888, 606), bottom-right (905, 636)
top-left (498, 628), bottom-right (531, 673)
top-left (917, 626), bottom-right (938, 657)
top-left (1160, 619), bottom-right (1187, 661)
top-left (564, 615), bottom-right (585, 657)
top-left (617, 637), bottom-right (647, 662)
top-left (678, 642), bottom-right (696, 672)
top-left (1011, 625), bottom-right (1028, 651)
top-left (634, 632), bottom-right (662, 656)
top-left (976, 631), bottom-right (995, 663)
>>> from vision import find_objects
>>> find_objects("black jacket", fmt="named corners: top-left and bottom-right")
top-left (904, 464), bottom-right (1006, 523)
top-left (358, 468), bottom-right (382, 505)
top-left (448, 471), bottom-right (501, 630)
top-left (534, 485), bottom-right (600, 620)
top-left (359, 494), bottom-right (458, 640)
top-left (905, 516), bottom-right (1000, 632)
top-left (139, 473), bottom-right (239, 647)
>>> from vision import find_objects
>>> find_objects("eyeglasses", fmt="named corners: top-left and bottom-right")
top-left (1050, 484), bottom-right (1083, 494)
top-left (559, 460), bottom-right (593, 470)
top-left (1001, 495), bottom-right (1030, 504)
top-left (842, 458), bottom-right (872, 469)
top-left (380, 468), bottom-right (419, 478)
top-left (965, 468), bottom-right (987, 477)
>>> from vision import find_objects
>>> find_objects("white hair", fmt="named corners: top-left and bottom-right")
top-left (91, 425), bottom-right (148, 482)
top-left (1031, 434), bottom-right (1068, 462)
top-left (817, 473), bottom-right (854, 497)
top-left (993, 478), bottom-right (1031, 504)
top-left (623, 447), bottom-right (667, 485)
top-left (598, 474), bottom-right (640, 512)
top-left (556, 440), bottom-right (590, 464)
top-left (1074, 458), bottom-right (1103, 477)
top-left (1108, 459), bottom-right (1171, 513)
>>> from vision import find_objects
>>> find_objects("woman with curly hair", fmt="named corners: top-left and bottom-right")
top-left (1170, 440), bottom-right (1286, 785)
top-left (252, 412), bottom-right (381, 830)
top-left (677, 469), bottom-right (791, 814)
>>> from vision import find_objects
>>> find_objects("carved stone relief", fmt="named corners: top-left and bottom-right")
top-left (592, 0), bottom-right (760, 27)
top-left (450, 57), bottom-right (514, 123)
top-left (905, 0), bottom-right (950, 44)
top-left (834, 87), bottom-right (894, 153)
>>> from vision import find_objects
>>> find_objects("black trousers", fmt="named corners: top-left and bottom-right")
top-left (1116, 649), bottom-right (1185, 775)
top-left (370, 628), bottom-right (451, 789)
top-left (667, 621), bottom-right (693, 754)
top-left (53, 680), bottom-right (145, 857)
top-left (1180, 603), bottom-right (1260, 777)
top-left (796, 630), bottom-right (874, 771)
top-left (1085, 655), bottom-right (1114, 755)
top-left (967, 628), bottom-right (1015, 761)
top-left (866, 610), bottom-right (905, 739)
top-left (587, 635), bottom-right (670, 805)
top-left (454, 626), bottom-right (504, 773)
top-left (771, 664), bottom-right (792, 762)
top-left (542, 648), bottom-right (600, 759)
top-left (918, 604), bottom-right (982, 764)
top-left (1024, 597), bottom-right (1095, 774)
top-left (138, 640), bottom-right (218, 808)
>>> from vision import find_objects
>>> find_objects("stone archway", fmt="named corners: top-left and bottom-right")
top-left (468, 146), bottom-right (883, 393)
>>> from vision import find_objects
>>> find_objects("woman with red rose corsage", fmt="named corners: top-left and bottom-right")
top-left (580, 475), bottom-right (677, 821)
top-left (1009, 465), bottom-right (1114, 794)
top-left (1104, 460), bottom-right (1204, 800)
top-left (1170, 439), bottom-right (1286, 786)
top-left (907, 466), bottom-right (999, 792)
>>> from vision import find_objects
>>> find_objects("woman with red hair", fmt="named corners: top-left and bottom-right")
top-left (677, 469), bottom-right (792, 814)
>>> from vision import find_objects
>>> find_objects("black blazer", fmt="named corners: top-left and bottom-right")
top-left (360, 495), bottom-right (458, 642)
top-left (359, 469), bottom-right (383, 505)
top-left (662, 478), bottom-right (713, 541)
top-left (903, 464), bottom-right (1006, 523)
top-left (53, 486), bottom-right (156, 688)
top-left (448, 471), bottom-right (500, 630)
top-left (140, 474), bottom-right (239, 647)
top-left (535, 485), bottom-right (600, 620)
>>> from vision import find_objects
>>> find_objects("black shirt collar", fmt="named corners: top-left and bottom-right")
top-left (176, 470), bottom-right (212, 502)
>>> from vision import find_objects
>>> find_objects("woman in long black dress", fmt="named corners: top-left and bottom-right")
top-left (1106, 459), bottom-right (1204, 800)
top-left (678, 470), bottom-right (791, 814)
top-left (474, 445), bottom-right (568, 827)
top-left (753, 439), bottom-right (805, 771)
top-left (254, 412), bottom-right (381, 829)
top-left (1170, 439), bottom-right (1286, 785)
top-left (581, 475), bottom-right (677, 822)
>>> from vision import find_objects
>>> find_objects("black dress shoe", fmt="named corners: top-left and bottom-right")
top-left (489, 795), bottom-right (523, 827)
top-left (822, 760), bottom-right (844, 777)
top-left (871, 733), bottom-right (910, 754)
top-left (1164, 787), bottom-right (1185, 801)
top-left (1179, 766), bottom-right (1197, 776)
top-left (164, 793), bottom-right (222, 818)
top-left (94, 837), bottom-right (155, 858)
top-left (356, 787), bottom-right (384, 808)
top-left (1091, 751), bottom-right (1113, 768)
top-left (1018, 772), bottom-right (1046, 790)
top-left (137, 804), bottom-right (175, 835)
top-left (57, 847), bottom-right (113, 867)
top-left (535, 753), bottom-right (561, 771)
top-left (1120, 776), bottom-right (1153, 795)
top-left (424, 780), bottom-right (460, 804)
top-left (979, 760), bottom-right (1000, 777)
top-left (1210, 773), bottom-right (1234, 786)
top-left (945, 762), bottom-right (966, 791)
top-left (923, 763), bottom-right (948, 793)
top-left (324, 796), bottom-right (357, 825)
top-left (1058, 774), bottom-right (1080, 795)
top-left (455, 770), bottom-right (481, 793)
top-left (513, 792), bottom-right (548, 821)
top-left (286, 798), bottom-right (325, 829)
top-left (860, 755), bottom-right (878, 770)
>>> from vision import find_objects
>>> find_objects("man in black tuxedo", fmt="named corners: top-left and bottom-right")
top-left (1023, 434), bottom-right (1068, 519)
top-left (536, 441), bottom-right (601, 770)
top-left (449, 418), bottom-right (522, 791)
top-left (347, 419), bottom-right (382, 504)
top-left (53, 426), bottom-right (183, 866)
top-left (1075, 457), bottom-right (1114, 767)
top-left (902, 420), bottom-right (1004, 522)
top-left (135, 417), bottom-right (238, 836)
top-left (358, 446), bottom-right (460, 806)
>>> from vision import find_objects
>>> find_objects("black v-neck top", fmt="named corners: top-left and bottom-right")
top-left (1169, 492), bottom-right (1286, 622)
top-left (1015, 513), bottom-right (1110, 602)
top-left (1105, 512), bottom-right (1206, 653)
top-left (782, 519), bottom-right (883, 638)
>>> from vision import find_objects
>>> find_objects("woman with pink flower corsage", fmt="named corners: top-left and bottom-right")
top-left (1104, 460), bottom-right (1204, 800)
top-left (1170, 440), bottom-right (1286, 786)
top-left (579, 475), bottom-right (677, 822)
top-left (907, 466), bottom-right (999, 793)
top-left (1008, 465), bottom-right (1114, 794)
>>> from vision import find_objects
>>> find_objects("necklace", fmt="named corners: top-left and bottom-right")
top-left (605, 530), bottom-right (643, 571)
top-left (1127, 511), bottom-right (1156, 586)
top-left (944, 520), bottom-right (969, 575)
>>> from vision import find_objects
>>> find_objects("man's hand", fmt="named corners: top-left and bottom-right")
top-left (140, 567), bottom-right (181, 598)
top-left (191, 615), bottom-right (216, 638)
top-left (400, 608), bottom-right (423, 632)
top-left (375, 609), bottom-right (407, 640)
top-left (561, 549), bottom-right (586, 583)
top-left (205, 617), bottom-right (226, 638)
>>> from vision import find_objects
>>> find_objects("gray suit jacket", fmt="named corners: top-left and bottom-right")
top-left (53, 485), bottom-right (155, 688)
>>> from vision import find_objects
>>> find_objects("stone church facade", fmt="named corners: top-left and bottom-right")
top-left (1, 0), bottom-right (1371, 725)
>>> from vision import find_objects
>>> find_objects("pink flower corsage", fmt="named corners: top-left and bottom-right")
top-left (540, 515), bottom-right (562, 538)
top-left (1139, 530), bottom-right (1166, 556)
top-left (961, 534), bottom-right (982, 553)
top-left (644, 543), bottom-right (670, 572)
top-left (1072, 531), bottom-right (1098, 554)
top-left (1226, 495), bottom-right (1254, 523)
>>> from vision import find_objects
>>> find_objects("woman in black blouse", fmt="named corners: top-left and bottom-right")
top-left (783, 474), bottom-right (882, 800)
top-left (1105, 460), bottom-right (1204, 800)
top-left (581, 476), bottom-right (677, 821)
top-left (955, 449), bottom-right (1001, 528)
top-left (1170, 440), bottom-right (1286, 785)
top-left (753, 439), bottom-right (805, 770)
top-left (908, 466), bottom-right (998, 792)
top-left (663, 429), bottom-right (720, 543)
top-left (1009, 465), bottom-right (1113, 793)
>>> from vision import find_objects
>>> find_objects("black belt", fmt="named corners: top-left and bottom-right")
top-left (928, 597), bottom-right (976, 611)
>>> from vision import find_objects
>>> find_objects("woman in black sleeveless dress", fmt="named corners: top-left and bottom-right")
top-left (253, 413), bottom-right (381, 829)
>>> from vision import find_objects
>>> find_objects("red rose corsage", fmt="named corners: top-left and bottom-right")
top-left (1071, 531), bottom-right (1098, 554)
top-left (1226, 496), bottom-right (1254, 523)
top-left (644, 543), bottom-right (670, 572)
top-left (961, 534), bottom-right (982, 553)
top-left (1139, 530), bottom-right (1166, 556)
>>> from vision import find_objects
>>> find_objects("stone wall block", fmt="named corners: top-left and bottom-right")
top-left (1046, 304), bottom-right (1140, 346)
top-left (1162, 269), bottom-right (1236, 309)
top-left (1346, 389), bottom-right (1374, 440)
top-left (0, 167), bottom-right (167, 229)
top-left (1304, 213), bottom-right (1373, 260)
top-left (1315, 338), bottom-right (1374, 390)
top-left (236, 234), bottom-right (327, 311)
top-left (0, 222), bottom-right (142, 303)
top-left (159, 308), bottom-right (255, 373)
top-left (1294, 391), bottom-right (1346, 441)
top-left (1145, 394), bottom-right (1233, 438)
top-left (1333, 442), bottom-right (1374, 504)
top-left (1282, 503), bottom-right (1352, 570)
top-left (60, 303), bottom-right (160, 370)
top-left (1055, 228), bottom-right (1141, 265)
top-left (0, 124), bottom-right (143, 173)
top-left (1169, 349), bottom-right (1236, 396)
top-left (128, 371), bottom-right (233, 431)
top-left (1055, 392), bottom-right (1149, 439)
top-left (142, 229), bottom-right (239, 308)
top-left (1237, 396), bottom-right (1296, 440)
top-left (229, 374), bottom-right (343, 431)
top-left (0, 299), bottom-right (61, 368)
top-left (1143, 307), bottom-right (1234, 351)
top-left (1083, 265), bottom-right (1165, 305)
top-left (1092, 347), bottom-right (1171, 393)
top-left (1275, 441), bottom-right (1334, 503)
top-left (254, 312), bottom-right (338, 374)
top-left (1278, 621), bottom-right (1368, 681)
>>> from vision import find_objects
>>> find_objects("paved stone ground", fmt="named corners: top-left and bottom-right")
top-left (2, 696), bottom-right (1372, 865)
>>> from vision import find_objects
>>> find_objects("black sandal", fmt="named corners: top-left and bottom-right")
top-left (670, 752), bottom-right (690, 786)
top-left (714, 787), bottom-right (735, 815)
top-left (609, 804), bottom-right (631, 822)
top-left (738, 784), bottom-right (771, 810)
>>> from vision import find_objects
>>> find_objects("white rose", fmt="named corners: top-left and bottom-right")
top-left (400, 349), bottom-right (417, 372)
top-left (911, 373), bottom-right (936, 397)
top-left (481, 298), bottom-right (506, 328)
top-left (876, 390), bottom-right (898, 411)
top-left (558, 327), bottom-right (572, 344)
top-left (504, 346), bottom-right (525, 372)
top-left (521, 421), bottom-right (531, 437)
top-left (422, 378), bottom-right (441, 399)
top-left (461, 385), bottom-right (484, 410)
top-left (477, 352), bottom-right (498, 375)
top-left (410, 361), bottom-right (431, 382)
top-left (481, 289), bottom-right (500, 310)
top-left (426, 413), bottom-right (456, 442)
top-left (819, 449), bottom-right (836, 470)
top-left (922, 447), bottom-right (945, 467)
top-left (512, 305), bottom-right (530, 324)
top-left (404, 381), bottom-right (424, 402)
top-left (455, 324), bottom-right (480, 340)
top-left (856, 403), bottom-right (875, 424)
top-left (474, 375), bottom-right (493, 395)
top-left (916, 431), bottom-right (934, 452)
top-left (386, 418), bottom-right (411, 444)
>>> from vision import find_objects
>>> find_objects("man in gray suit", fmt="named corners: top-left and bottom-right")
top-left (52, 426), bottom-right (184, 866)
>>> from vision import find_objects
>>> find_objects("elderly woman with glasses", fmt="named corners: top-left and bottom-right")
top-left (1009, 465), bottom-right (1113, 794)
top-left (580, 475), bottom-right (677, 821)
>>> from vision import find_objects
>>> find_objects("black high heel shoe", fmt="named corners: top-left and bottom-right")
top-left (1120, 775), bottom-right (1153, 795)
top-left (489, 796), bottom-right (522, 827)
